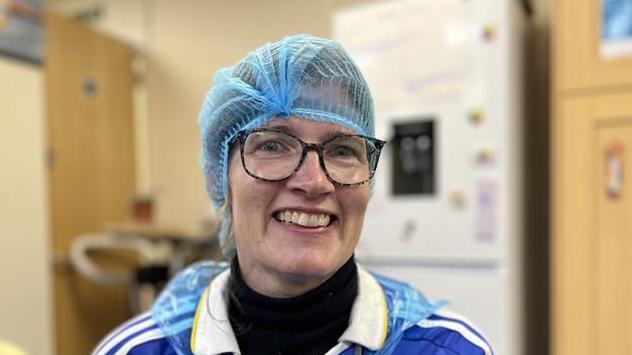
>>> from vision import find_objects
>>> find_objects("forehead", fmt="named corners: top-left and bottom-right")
top-left (263, 117), bottom-right (357, 140)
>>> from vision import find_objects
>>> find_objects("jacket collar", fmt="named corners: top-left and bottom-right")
top-left (190, 265), bottom-right (388, 354)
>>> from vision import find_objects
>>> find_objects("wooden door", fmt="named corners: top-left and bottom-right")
top-left (594, 121), bottom-right (632, 354)
top-left (553, 92), bottom-right (632, 355)
top-left (45, 13), bottom-right (136, 355)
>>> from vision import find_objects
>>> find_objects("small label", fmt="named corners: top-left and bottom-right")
top-left (476, 179), bottom-right (497, 242)
top-left (605, 142), bottom-right (624, 199)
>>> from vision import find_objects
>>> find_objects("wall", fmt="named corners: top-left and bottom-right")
top-left (0, 57), bottom-right (53, 355)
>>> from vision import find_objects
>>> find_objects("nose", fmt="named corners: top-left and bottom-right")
top-left (286, 151), bottom-right (335, 198)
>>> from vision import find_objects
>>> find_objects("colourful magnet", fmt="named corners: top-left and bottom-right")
top-left (476, 147), bottom-right (496, 166)
top-left (449, 190), bottom-right (467, 209)
top-left (468, 108), bottom-right (485, 125)
top-left (605, 142), bottom-right (624, 199)
top-left (482, 24), bottom-right (497, 42)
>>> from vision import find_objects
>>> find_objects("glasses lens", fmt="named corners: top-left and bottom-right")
top-left (243, 130), bottom-right (301, 180)
top-left (323, 136), bottom-right (377, 184)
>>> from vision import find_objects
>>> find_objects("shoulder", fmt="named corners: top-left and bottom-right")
top-left (399, 308), bottom-right (494, 355)
top-left (360, 268), bottom-right (493, 354)
top-left (93, 262), bottom-right (228, 355)
top-left (91, 312), bottom-right (172, 355)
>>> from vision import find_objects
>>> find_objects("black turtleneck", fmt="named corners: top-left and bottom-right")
top-left (228, 257), bottom-right (358, 355)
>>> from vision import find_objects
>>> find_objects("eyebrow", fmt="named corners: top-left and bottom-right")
top-left (326, 127), bottom-right (349, 137)
top-left (265, 124), bottom-right (294, 134)
top-left (265, 123), bottom-right (352, 140)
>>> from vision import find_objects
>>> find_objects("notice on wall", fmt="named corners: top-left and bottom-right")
top-left (601, 0), bottom-right (632, 59)
top-left (0, 0), bottom-right (43, 63)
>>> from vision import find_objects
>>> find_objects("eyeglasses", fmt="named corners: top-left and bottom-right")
top-left (232, 128), bottom-right (385, 186)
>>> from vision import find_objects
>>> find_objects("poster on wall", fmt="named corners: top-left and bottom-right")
top-left (601, 0), bottom-right (632, 59)
top-left (0, 0), bottom-right (43, 64)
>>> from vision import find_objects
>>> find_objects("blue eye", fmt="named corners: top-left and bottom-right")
top-left (330, 145), bottom-right (355, 157)
top-left (244, 130), bottom-right (300, 158)
top-left (260, 140), bottom-right (282, 152)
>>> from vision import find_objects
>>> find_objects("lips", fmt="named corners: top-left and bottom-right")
top-left (274, 210), bottom-right (336, 228)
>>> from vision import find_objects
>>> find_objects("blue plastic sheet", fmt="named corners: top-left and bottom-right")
top-left (151, 262), bottom-right (444, 355)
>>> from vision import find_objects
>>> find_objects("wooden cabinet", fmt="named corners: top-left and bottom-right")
top-left (553, 1), bottom-right (632, 354)
top-left (553, 93), bottom-right (632, 355)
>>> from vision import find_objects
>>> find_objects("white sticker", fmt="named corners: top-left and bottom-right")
top-left (476, 179), bottom-right (497, 242)
top-left (605, 142), bottom-right (624, 199)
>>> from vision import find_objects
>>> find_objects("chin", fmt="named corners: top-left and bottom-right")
top-left (274, 253), bottom-right (341, 283)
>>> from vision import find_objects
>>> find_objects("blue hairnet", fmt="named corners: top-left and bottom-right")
top-left (198, 34), bottom-right (375, 253)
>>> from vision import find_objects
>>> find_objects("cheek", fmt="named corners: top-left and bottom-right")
top-left (342, 187), bottom-right (370, 225)
top-left (228, 156), bottom-right (276, 234)
top-left (228, 155), bottom-right (251, 235)
top-left (355, 185), bottom-right (371, 211)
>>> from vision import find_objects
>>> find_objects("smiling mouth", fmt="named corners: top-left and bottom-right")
top-left (274, 210), bottom-right (336, 228)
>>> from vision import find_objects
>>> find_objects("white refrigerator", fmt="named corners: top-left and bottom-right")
top-left (334, 1), bottom-right (528, 354)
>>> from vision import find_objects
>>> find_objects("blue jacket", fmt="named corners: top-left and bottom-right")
top-left (93, 262), bottom-right (493, 355)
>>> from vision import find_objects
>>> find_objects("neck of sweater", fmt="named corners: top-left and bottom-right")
top-left (228, 257), bottom-right (358, 355)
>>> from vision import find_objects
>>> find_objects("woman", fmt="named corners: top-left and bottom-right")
top-left (94, 34), bottom-right (493, 355)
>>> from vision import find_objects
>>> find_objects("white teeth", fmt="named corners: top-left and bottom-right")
top-left (277, 210), bottom-right (331, 227)
top-left (298, 213), bottom-right (308, 226)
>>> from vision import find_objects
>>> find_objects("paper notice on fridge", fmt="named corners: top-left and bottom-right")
top-left (476, 179), bottom-right (497, 243)
top-left (333, 0), bottom-right (476, 108)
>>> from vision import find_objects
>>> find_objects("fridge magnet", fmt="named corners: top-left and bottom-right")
top-left (475, 145), bottom-right (496, 167)
top-left (449, 190), bottom-right (467, 209)
top-left (482, 24), bottom-right (497, 42)
top-left (605, 142), bottom-right (624, 199)
top-left (468, 108), bottom-right (485, 125)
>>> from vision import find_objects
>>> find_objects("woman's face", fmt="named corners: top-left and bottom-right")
top-left (228, 117), bottom-right (370, 297)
